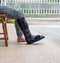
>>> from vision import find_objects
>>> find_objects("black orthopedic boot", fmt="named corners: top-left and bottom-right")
top-left (17, 17), bottom-right (45, 44)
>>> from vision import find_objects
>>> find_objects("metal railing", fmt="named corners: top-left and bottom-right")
top-left (1, 0), bottom-right (60, 18)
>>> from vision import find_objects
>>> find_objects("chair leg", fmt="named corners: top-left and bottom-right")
top-left (5, 23), bottom-right (8, 40)
top-left (4, 23), bottom-right (8, 47)
top-left (2, 18), bottom-right (8, 47)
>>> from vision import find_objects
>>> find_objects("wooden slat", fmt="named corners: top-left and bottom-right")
top-left (0, 14), bottom-right (6, 17)
top-left (0, 33), bottom-right (4, 34)
top-left (0, 38), bottom-right (5, 40)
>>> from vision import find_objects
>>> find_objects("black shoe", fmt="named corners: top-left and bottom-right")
top-left (16, 17), bottom-right (45, 44)
top-left (27, 35), bottom-right (45, 44)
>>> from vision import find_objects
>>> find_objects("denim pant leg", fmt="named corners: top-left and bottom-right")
top-left (15, 20), bottom-right (23, 36)
top-left (0, 6), bottom-right (24, 36)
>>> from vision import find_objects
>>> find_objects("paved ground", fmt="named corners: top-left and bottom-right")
top-left (0, 24), bottom-right (60, 63)
top-left (31, 25), bottom-right (60, 47)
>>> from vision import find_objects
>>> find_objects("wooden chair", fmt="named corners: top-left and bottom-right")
top-left (0, 14), bottom-right (8, 47)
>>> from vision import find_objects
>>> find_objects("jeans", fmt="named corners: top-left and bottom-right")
top-left (15, 21), bottom-right (23, 36)
top-left (0, 6), bottom-right (24, 36)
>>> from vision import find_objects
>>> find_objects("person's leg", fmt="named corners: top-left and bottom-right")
top-left (15, 20), bottom-right (26, 42)
top-left (0, 6), bottom-right (45, 44)
top-left (0, 6), bottom-right (26, 42)
top-left (16, 17), bottom-right (45, 44)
